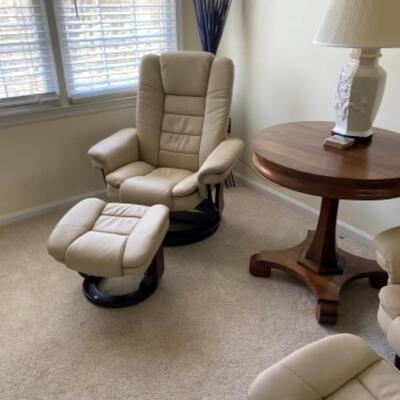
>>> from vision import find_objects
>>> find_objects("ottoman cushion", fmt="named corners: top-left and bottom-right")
top-left (48, 198), bottom-right (169, 277)
top-left (248, 334), bottom-right (400, 400)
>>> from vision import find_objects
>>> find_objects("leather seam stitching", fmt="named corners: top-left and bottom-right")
top-left (170, 94), bottom-right (205, 98)
top-left (98, 214), bottom-right (142, 220)
top-left (55, 224), bottom-right (89, 229)
top-left (161, 130), bottom-right (202, 137)
top-left (159, 149), bottom-right (199, 156)
top-left (278, 363), bottom-right (321, 399)
top-left (64, 203), bottom-right (106, 263)
top-left (163, 111), bottom-right (204, 118)
top-left (381, 302), bottom-right (398, 319)
top-left (158, 93), bottom-right (165, 167)
top-left (320, 359), bottom-right (382, 397)
top-left (355, 376), bottom-right (379, 400)
top-left (199, 58), bottom-right (216, 169)
top-left (92, 229), bottom-right (129, 236)
top-left (172, 189), bottom-right (198, 198)
top-left (119, 235), bottom-right (129, 271)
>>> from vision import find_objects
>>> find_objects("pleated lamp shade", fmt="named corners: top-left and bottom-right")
top-left (314, 0), bottom-right (400, 48)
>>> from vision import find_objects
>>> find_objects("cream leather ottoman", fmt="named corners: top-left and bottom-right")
top-left (48, 198), bottom-right (169, 307)
top-left (249, 334), bottom-right (400, 400)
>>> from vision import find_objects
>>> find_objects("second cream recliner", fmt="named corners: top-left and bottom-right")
top-left (88, 51), bottom-right (243, 245)
top-left (375, 227), bottom-right (400, 368)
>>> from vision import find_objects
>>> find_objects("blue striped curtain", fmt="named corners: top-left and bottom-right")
top-left (192, 0), bottom-right (232, 54)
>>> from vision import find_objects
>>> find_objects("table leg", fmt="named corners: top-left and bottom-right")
top-left (301, 198), bottom-right (341, 275)
top-left (249, 198), bottom-right (387, 325)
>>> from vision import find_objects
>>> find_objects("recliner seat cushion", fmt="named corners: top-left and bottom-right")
top-left (120, 168), bottom-right (194, 208)
top-left (47, 198), bottom-right (169, 277)
top-left (106, 161), bottom-right (154, 188)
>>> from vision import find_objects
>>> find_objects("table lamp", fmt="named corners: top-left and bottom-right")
top-left (314, 0), bottom-right (400, 143)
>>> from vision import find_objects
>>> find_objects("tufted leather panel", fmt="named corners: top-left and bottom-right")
top-left (159, 111), bottom-right (203, 171)
top-left (120, 168), bottom-right (193, 208)
top-left (135, 51), bottom-right (233, 172)
top-left (164, 95), bottom-right (205, 116)
top-left (160, 51), bottom-right (213, 97)
top-left (47, 198), bottom-right (105, 261)
top-left (48, 199), bottom-right (169, 277)
top-left (136, 54), bottom-right (164, 167)
top-left (106, 161), bottom-right (154, 188)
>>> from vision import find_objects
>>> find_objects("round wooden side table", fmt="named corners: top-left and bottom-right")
top-left (250, 121), bottom-right (400, 324)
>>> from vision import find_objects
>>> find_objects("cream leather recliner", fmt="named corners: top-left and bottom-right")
top-left (248, 334), bottom-right (400, 400)
top-left (375, 227), bottom-right (400, 368)
top-left (88, 51), bottom-right (244, 246)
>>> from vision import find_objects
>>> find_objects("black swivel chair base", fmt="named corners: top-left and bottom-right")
top-left (79, 247), bottom-right (165, 308)
top-left (164, 184), bottom-right (224, 247)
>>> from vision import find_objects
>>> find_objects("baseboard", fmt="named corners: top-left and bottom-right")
top-left (1, 176), bottom-right (375, 246)
top-left (0, 189), bottom-right (107, 227)
top-left (234, 172), bottom-right (374, 246)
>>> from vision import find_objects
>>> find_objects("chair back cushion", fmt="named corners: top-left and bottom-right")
top-left (136, 51), bottom-right (233, 171)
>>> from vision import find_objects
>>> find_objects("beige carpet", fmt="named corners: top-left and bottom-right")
top-left (0, 186), bottom-right (393, 400)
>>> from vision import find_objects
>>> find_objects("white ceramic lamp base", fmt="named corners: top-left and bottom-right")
top-left (333, 48), bottom-right (387, 143)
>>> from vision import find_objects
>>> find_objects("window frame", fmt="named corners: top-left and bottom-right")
top-left (0, 0), bottom-right (182, 127)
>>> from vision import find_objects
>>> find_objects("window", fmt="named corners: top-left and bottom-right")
top-left (56, 0), bottom-right (177, 100)
top-left (0, 0), bottom-right (58, 106)
top-left (0, 0), bottom-right (178, 113)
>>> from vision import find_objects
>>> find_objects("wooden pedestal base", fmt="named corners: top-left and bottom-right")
top-left (81, 247), bottom-right (165, 308)
top-left (249, 231), bottom-right (387, 325)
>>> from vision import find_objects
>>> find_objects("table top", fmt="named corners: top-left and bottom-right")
top-left (253, 121), bottom-right (400, 200)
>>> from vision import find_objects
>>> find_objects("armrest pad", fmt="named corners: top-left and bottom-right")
top-left (379, 285), bottom-right (400, 319)
top-left (375, 226), bottom-right (400, 284)
top-left (387, 316), bottom-right (400, 356)
top-left (88, 128), bottom-right (139, 173)
top-left (198, 138), bottom-right (244, 185)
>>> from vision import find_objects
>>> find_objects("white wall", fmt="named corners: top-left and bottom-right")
top-left (181, 0), bottom-right (201, 51)
top-left (211, 0), bottom-right (400, 236)
top-left (0, 108), bottom-right (134, 217)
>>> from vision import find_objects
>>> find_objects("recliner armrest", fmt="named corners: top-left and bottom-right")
top-left (198, 138), bottom-right (244, 185)
top-left (375, 226), bottom-right (400, 284)
top-left (88, 128), bottom-right (139, 174)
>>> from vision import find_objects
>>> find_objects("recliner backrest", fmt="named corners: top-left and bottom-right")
top-left (135, 51), bottom-right (234, 172)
